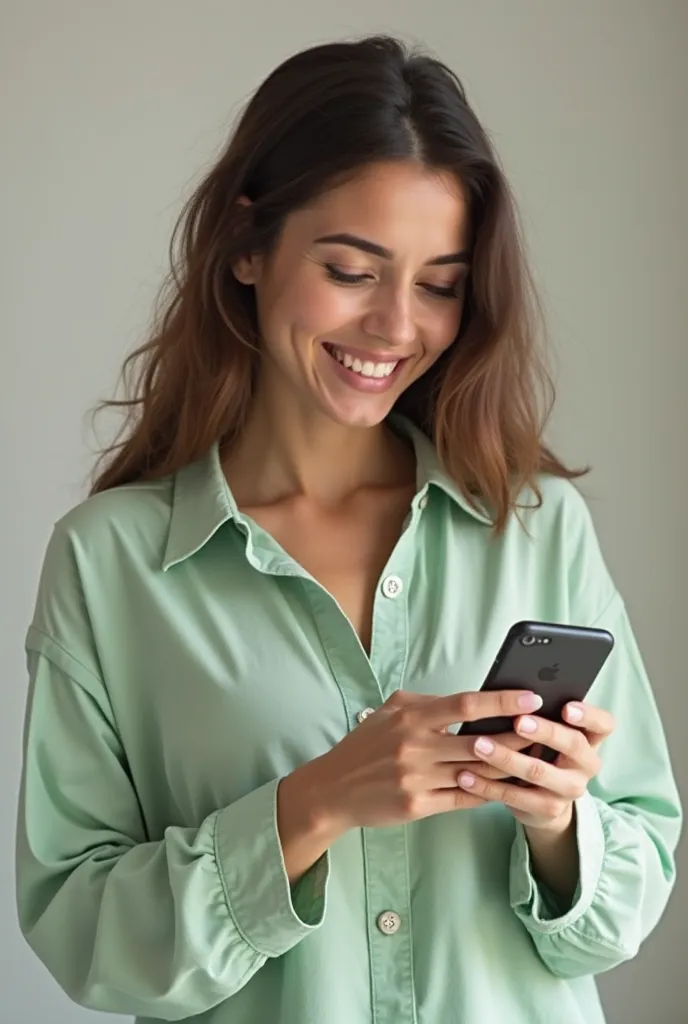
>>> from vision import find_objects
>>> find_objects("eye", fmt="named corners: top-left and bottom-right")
top-left (324, 262), bottom-right (466, 299)
top-left (423, 272), bottom-right (469, 300)
top-left (422, 283), bottom-right (461, 300)
top-left (324, 264), bottom-right (372, 285)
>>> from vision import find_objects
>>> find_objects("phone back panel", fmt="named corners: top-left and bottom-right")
top-left (461, 620), bottom-right (615, 736)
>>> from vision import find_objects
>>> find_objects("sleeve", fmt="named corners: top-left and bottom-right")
top-left (16, 636), bottom-right (329, 1020)
top-left (508, 493), bottom-right (682, 978)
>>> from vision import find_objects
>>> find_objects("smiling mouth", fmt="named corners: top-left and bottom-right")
top-left (322, 342), bottom-right (405, 379)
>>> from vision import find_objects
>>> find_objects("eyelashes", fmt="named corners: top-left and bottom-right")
top-left (324, 264), bottom-right (370, 285)
top-left (324, 263), bottom-right (461, 299)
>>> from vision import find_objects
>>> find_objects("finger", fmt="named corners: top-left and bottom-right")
top-left (377, 691), bottom-right (448, 730)
top-left (429, 789), bottom-right (488, 814)
top-left (431, 730), bottom-right (533, 763)
top-left (397, 776), bottom-right (488, 817)
top-left (379, 692), bottom-right (468, 736)
top-left (422, 761), bottom-right (523, 789)
top-left (513, 716), bottom-right (601, 775)
top-left (562, 702), bottom-right (615, 748)
top-left (462, 760), bottom-right (526, 780)
top-left (469, 735), bottom-right (588, 798)
top-left (382, 690), bottom-right (435, 711)
top-left (496, 732), bottom-right (538, 753)
top-left (418, 689), bottom-right (544, 729)
top-left (456, 771), bottom-right (570, 819)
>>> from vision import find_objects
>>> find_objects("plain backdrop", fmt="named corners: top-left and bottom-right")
top-left (2, 2), bottom-right (686, 1022)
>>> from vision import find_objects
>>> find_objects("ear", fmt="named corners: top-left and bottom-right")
top-left (231, 196), bottom-right (262, 285)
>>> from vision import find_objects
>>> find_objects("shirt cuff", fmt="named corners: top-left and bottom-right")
top-left (214, 778), bottom-right (330, 957)
top-left (509, 790), bottom-right (606, 932)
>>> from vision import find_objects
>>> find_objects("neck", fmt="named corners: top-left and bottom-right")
top-left (223, 377), bottom-right (414, 509)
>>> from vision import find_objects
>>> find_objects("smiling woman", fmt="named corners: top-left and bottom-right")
top-left (16, 33), bottom-right (681, 1024)
top-left (229, 162), bottom-right (471, 431)
top-left (85, 36), bottom-right (575, 531)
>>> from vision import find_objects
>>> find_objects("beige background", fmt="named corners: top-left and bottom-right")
top-left (2, 2), bottom-right (686, 1021)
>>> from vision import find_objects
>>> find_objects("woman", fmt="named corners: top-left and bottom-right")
top-left (16, 34), bottom-right (680, 1024)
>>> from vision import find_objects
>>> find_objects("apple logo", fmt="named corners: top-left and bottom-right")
top-left (537, 663), bottom-right (560, 682)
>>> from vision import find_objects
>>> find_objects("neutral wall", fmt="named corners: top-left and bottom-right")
top-left (2, 2), bottom-right (686, 1022)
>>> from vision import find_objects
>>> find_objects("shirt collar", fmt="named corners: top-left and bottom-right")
top-left (162, 415), bottom-right (492, 570)
top-left (162, 443), bottom-right (238, 571)
top-left (389, 415), bottom-right (493, 527)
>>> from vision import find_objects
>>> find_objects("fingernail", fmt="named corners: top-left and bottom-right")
top-left (459, 772), bottom-right (476, 788)
top-left (566, 703), bottom-right (584, 722)
top-left (518, 716), bottom-right (538, 734)
top-left (518, 692), bottom-right (543, 711)
top-left (475, 737), bottom-right (494, 755)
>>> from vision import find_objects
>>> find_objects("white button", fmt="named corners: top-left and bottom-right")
top-left (376, 910), bottom-right (402, 935)
top-left (381, 575), bottom-right (403, 599)
top-left (357, 707), bottom-right (375, 723)
top-left (419, 494), bottom-right (429, 510)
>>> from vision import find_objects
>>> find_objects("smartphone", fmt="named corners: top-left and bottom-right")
top-left (460, 621), bottom-right (614, 765)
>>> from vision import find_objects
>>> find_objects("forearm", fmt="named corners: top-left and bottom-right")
top-left (277, 757), bottom-right (347, 884)
top-left (524, 805), bottom-right (579, 902)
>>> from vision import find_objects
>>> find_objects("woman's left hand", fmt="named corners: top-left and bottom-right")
top-left (457, 701), bottom-right (615, 833)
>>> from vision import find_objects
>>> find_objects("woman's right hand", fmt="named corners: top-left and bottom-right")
top-left (312, 688), bottom-right (542, 829)
top-left (277, 687), bottom-right (542, 882)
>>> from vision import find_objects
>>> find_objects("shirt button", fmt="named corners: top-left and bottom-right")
top-left (381, 575), bottom-right (404, 599)
top-left (419, 494), bottom-right (429, 510)
top-left (357, 707), bottom-right (375, 723)
top-left (376, 910), bottom-right (402, 935)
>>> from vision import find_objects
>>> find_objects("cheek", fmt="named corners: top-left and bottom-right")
top-left (264, 273), bottom-right (355, 339)
top-left (422, 304), bottom-right (464, 360)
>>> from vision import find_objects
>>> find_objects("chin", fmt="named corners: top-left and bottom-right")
top-left (319, 396), bottom-right (395, 430)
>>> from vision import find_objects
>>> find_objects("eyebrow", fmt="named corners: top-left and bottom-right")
top-left (312, 232), bottom-right (470, 266)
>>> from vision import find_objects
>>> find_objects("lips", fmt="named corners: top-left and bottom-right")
top-left (322, 342), bottom-right (405, 379)
top-left (320, 341), bottom-right (409, 394)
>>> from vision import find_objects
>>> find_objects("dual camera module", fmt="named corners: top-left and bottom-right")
top-left (520, 634), bottom-right (551, 646)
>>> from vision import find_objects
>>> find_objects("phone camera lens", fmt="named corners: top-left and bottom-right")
top-left (521, 634), bottom-right (536, 647)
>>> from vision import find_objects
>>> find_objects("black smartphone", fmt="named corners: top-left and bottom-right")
top-left (460, 621), bottom-right (614, 765)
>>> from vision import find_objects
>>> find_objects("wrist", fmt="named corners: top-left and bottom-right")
top-left (278, 756), bottom-right (350, 853)
top-left (523, 804), bottom-right (579, 902)
top-left (525, 803), bottom-right (574, 839)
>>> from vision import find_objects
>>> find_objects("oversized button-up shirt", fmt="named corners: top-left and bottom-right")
top-left (16, 417), bottom-right (681, 1024)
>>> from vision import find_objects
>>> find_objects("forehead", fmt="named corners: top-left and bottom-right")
top-left (289, 161), bottom-right (471, 257)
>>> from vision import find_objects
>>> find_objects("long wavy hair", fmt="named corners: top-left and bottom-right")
top-left (90, 34), bottom-right (584, 531)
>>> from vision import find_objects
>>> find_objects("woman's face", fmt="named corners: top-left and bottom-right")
top-left (234, 160), bottom-right (471, 429)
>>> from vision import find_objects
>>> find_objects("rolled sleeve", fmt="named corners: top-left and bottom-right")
top-left (509, 785), bottom-right (679, 979)
top-left (510, 791), bottom-right (605, 929)
top-left (215, 778), bottom-right (329, 957)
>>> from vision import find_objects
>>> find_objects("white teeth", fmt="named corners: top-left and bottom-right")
top-left (328, 345), bottom-right (398, 379)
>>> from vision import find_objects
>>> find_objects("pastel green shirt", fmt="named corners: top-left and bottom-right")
top-left (16, 417), bottom-right (681, 1024)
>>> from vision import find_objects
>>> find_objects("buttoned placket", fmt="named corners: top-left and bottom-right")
top-left (359, 503), bottom-right (424, 1024)
top-left (232, 491), bottom-right (430, 1024)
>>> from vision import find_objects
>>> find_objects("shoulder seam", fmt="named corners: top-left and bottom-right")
top-left (26, 624), bottom-right (104, 685)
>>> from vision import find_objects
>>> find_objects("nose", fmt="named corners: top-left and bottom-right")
top-left (362, 287), bottom-right (417, 349)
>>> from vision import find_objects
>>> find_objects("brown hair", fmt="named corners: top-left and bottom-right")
top-left (90, 34), bottom-right (584, 530)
